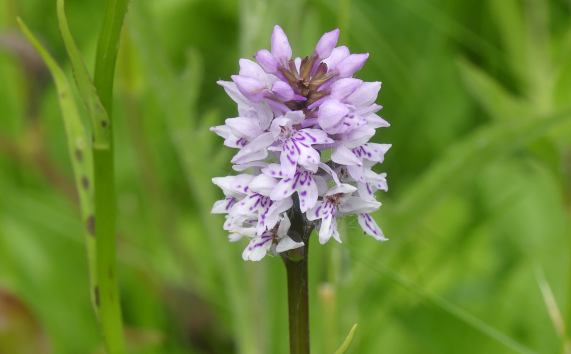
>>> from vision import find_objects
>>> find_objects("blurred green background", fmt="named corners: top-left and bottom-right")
top-left (1, 0), bottom-right (571, 353)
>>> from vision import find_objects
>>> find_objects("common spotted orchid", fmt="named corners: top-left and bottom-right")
top-left (211, 25), bottom-right (390, 261)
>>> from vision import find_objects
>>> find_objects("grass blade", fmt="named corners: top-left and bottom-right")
top-left (334, 324), bottom-right (358, 354)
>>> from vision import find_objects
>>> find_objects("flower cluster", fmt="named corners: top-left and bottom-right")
top-left (211, 26), bottom-right (390, 261)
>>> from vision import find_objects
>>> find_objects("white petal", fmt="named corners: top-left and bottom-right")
top-left (331, 145), bottom-right (362, 166)
top-left (296, 145), bottom-right (320, 172)
top-left (234, 193), bottom-right (268, 216)
top-left (217, 80), bottom-right (250, 106)
top-left (358, 214), bottom-right (387, 241)
top-left (346, 165), bottom-right (364, 182)
top-left (298, 129), bottom-right (334, 145)
top-left (357, 182), bottom-right (376, 201)
top-left (211, 197), bottom-right (236, 214)
top-left (270, 176), bottom-right (296, 201)
top-left (277, 214), bottom-right (291, 237)
top-left (232, 132), bottom-right (275, 164)
top-left (325, 183), bottom-right (357, 196)
top-left (212, 174), bottom-right (253, 195)
top-left (280, 140), bottom-right (300, 177)
top-left (339, 196), bottom-right (380, 214)
top-left (353, 143), bottom-right (391, 163)
top-left (249, 174), bottom-right (278, 196)
top-left (228, 233), bottom-right (243, 242)
top-left (225, 117), bottom-right (262, 139)
top-left (262, 163), bottom-right (286, 178)
top-left (306, 201), bottom-right (326, 221)
top-left (258, 198), bottom-right (293, 235)
top-left (242, 235), bottom-right (273, 261)
top-left (276, 236), bottom-right (304, 253)
top-left (318, 214), bottom-right (335, 244)
top-left (232, 161), bottom-right (268, 172)
top-left (313, 175), bottom-right (329, 196)
top-left (296, 173), bottom-right (318, 213)
top-left (362, 169), bottom-right (388, 191)
top-left (331, 219), bottom-right (342, 243)
top-left (365, 113), bottom-right (390, 129)
top-left (342, 126), bottom-right (376, 149)
top-left (239, 59), bottom-right (268, 82)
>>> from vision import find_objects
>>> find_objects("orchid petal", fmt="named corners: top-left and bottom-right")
top-left (249, 174), bottom-right (278, 196)
top-left (332, 145), bottom-right (362, 166)
top-left (346, 81), bottom-right (381, 107)
top-left (270, 176), bottom-right (296, 201)
top-left (358, 214), bottom-right (387, 241)
top-left (336, 53), bottom-right (369, 77)
top-left (296, 172), bottom-right (318, 212)
top-left (271, 25), bottom-right (292, 62)
top-left (315, 28), bottom-right (340, 59)
top-left (276, 236), bottom-right (304, 253)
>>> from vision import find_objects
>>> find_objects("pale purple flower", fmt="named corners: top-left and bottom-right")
top-left (211, 25), bottom-right (390, 261)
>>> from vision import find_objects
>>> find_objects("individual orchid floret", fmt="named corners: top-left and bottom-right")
top-left (242, 214), bottom-right (304, 261)
top-left (306, 184), bottom-right (381, 244)
top-left (211, 25), bottom-right (390, 261)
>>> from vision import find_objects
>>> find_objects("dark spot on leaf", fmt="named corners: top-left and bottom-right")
top-left (86, 215), bottom-right (95, 236)
top-left (81, 176), bottom-right (89, 190)
top-left (101, 120), bottom-right (108, 128)
top-left (75, 148), bottom-right (83, 162)
top-left (94, 286), bottom-right (100, 307)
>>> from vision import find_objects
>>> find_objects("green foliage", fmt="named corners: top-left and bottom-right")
top-left (1, 0), bottom-right (570, 353)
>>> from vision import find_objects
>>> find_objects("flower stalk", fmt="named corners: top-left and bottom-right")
top-left (284, 246), bottom-right (310, 354)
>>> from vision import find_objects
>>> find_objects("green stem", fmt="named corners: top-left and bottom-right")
top-left (284, 246), bottom-right (310, 354)
top-left (92, 0), bottom-right (129, 352)
top-left (93, 146), bottom-right (124, 354)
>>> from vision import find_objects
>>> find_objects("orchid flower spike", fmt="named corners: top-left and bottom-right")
top-left (211, 25), bottom-right (390, 261)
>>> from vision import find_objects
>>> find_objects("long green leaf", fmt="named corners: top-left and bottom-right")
top-left (94, 0), bottom-right (130, 113)
top-left (56, 0), bottom-right (110, 148)
top-left (17, 17), bottom-right (97, 312)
